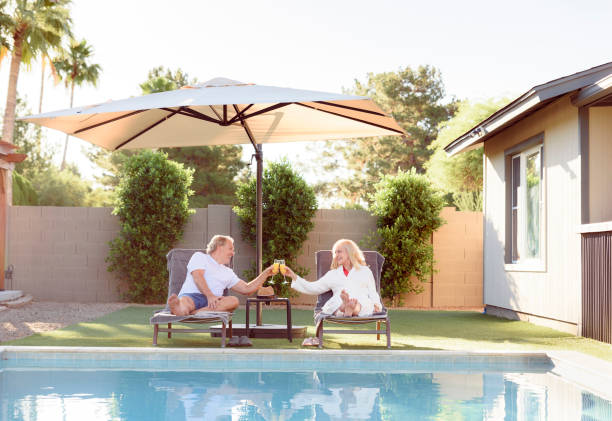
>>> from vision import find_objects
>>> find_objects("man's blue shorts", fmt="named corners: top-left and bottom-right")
top-left (179, 292), bottom-right (208, 310)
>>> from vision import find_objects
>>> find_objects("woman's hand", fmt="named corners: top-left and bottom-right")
top-left (282, 266), bottom-right (298, 281)
top-left (374, 304), bottom-right (381, 312)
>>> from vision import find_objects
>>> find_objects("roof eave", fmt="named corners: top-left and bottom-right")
top-left (571, 74), bottom-right (612, 107)
top-left (444, 61), bottom-right (612, 156)
top-left (444, 90), bottom-right (542, 156)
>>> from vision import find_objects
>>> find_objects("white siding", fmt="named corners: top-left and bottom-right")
top-left (589, 106), bottom-right (612, 223)
top-left (483, 95), bottom-right (581, 324)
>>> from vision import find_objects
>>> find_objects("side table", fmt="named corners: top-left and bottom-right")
top-left (245, 297), bottom-right (292, 342)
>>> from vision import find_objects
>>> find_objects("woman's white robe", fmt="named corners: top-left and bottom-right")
top-left (291, 265), bottom-right (382, 316)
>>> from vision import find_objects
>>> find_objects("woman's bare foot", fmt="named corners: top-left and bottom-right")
top-left (344, 297), bottom-right (357, 316)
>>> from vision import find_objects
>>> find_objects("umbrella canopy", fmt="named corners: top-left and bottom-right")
top-left (22, 78), bottom-right (405, 273)
top-left (23, 78), bottom-right (403, 149)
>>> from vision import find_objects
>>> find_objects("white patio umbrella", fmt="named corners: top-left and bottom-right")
top-left (22, 77), bottom-right (405, 273)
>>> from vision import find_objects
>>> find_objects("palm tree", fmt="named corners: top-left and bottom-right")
top-left (38, 53), bottom-right (61, 113)
top-left (53, 38), bottom-right (101, 170)
top-left (0, 2), bottom-right (12, 55)
top-left (1, 0), bottom-right (72, 144)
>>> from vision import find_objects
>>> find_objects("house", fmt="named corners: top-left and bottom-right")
top-left (445, 62), bottom-right (612, 342)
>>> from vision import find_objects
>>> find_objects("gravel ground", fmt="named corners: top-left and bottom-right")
top-left (0, 301), bottom-right (129, 342)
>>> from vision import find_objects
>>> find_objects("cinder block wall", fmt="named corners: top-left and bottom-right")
top-left (398, 207), bottom-right (484, 308)
top-left (8, 206), bottom-right (119, 302)
top-left (7, 205), bottom-right (482, 307)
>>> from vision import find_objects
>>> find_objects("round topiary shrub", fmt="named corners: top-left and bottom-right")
top-left (107, 150), bottom-right (194, 303)
top-left (234, 159), bottom-right (317, 296)
top-left (370, 169), bottom-right (445, 302)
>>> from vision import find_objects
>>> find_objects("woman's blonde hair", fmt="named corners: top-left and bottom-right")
top-left (331, 239), bottom-right (366, 269)
top-left (206, 235), bottom-right (234, 254)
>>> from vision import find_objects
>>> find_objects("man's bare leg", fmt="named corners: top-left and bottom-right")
top-left (168, 294), bottom-right (195, 316)
top-left (191, 296), bottom-right (239, 314)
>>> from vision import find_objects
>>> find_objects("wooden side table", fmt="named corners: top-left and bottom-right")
top-left (245, 297), bottom-right (292, 342)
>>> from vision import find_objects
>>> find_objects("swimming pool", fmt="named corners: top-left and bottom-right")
top-left (2, 347), bottom-right (611, 420)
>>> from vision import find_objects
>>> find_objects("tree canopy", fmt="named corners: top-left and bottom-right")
top-left (314, 65), bottom-right (458, 206)
top-left (1, 0), bottom-right (73, 143)
top-left (425, 97), bottom-right (509, 210)
top-left (139, 66), bottom-right (196, 94)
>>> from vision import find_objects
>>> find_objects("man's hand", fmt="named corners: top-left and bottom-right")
top-left (263, 264), bottom-right (275, 278)
top-left (207, 295), bottom-right (221, 310)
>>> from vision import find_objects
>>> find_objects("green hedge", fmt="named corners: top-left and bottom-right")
top-left (370, 169), bottom-right (445, 302)
top-left (234, 160), bottom-right (317, 296)
top-left (107, 151), bottom-right (194, 303)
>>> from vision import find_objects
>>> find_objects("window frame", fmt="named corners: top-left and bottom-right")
top-left (504, 133), bottom-right (546, 272)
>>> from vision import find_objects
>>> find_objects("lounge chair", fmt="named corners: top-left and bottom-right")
top-left (314, 250), bottom-right (390, 348)
top-left (150, 248), bottom-right (233, 347)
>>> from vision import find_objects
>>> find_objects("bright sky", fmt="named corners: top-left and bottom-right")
top-left (1, 0), bottom-right (611, 182)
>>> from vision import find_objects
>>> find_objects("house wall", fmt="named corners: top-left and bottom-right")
top-left (483, 95), bottom-right (581, 331)
top-left (6, 205), bottom-right (482, 307)
top-left (588, 106), bottom-right (612, 223)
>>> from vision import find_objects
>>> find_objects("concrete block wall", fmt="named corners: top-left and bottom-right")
top-left (399, 207), bottom-right (484, 308)
top-left (433, 207), bottom-right (483, 307)
top-left (8, 206), bottom-right (120, 302)
top-left (7, 205), bottom-right (482, 307)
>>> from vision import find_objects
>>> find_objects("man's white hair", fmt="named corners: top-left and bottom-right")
top-left (206, 235), bottom-right (234, 254)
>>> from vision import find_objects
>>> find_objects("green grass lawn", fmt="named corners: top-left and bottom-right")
top-left (3, 307), bottom-right (612, 362)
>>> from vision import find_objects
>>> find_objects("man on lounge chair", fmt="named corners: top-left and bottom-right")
top-left (168, 235), bottom-right (273, 315)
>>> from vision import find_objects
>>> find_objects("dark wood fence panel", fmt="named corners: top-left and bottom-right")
top-left (581, 231), bottom-right (612, 343)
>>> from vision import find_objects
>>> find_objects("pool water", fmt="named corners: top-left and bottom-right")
top-left (2, 368), bottom-right (611, 420)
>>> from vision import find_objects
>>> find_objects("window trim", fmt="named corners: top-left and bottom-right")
top-left (504, 133), bottom-right (547, 272)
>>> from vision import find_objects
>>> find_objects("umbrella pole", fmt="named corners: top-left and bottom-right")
top-left (256, 144), bottom-right (263, 275)
top-left (255, 144), bottom-right (264, 327)
top-left (236, 110), bottom-right (263, 276)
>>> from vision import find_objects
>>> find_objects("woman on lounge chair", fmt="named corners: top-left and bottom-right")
top-left (284, 239), bottom-right (382, 317)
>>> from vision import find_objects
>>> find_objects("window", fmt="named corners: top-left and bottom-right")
top-left (505, 135), bottom-right (545, 269)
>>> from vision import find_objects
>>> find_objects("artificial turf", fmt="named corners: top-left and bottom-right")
top-left (3, 306), bottom-right (612, 362)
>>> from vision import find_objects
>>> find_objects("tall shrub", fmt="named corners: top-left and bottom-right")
top-left (370, 169), bottom-right (445, 302)
top-left (107, 150), bottom-right (193, 303)
top-left (234, 160), bottom-right (317, 296)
